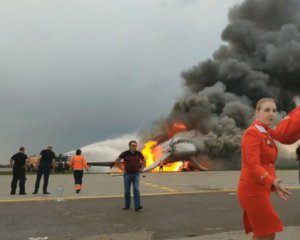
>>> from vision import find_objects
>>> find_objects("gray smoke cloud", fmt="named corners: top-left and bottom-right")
top-left (141, 0), bottom-right (300, 169)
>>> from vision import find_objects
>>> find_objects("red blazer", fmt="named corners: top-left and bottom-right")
top-left (239, 120), bottom-right (277, 195)
top-left (238, 120), bottom-right (285, 237)
top-left (269, 106), bottom-right (300, 144)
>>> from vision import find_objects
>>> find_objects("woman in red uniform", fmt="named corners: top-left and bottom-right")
top-left (238, 98), bottom-right (292, 240)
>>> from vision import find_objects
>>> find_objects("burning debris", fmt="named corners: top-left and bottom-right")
top-left (141, 0), bottom-right (300, 171)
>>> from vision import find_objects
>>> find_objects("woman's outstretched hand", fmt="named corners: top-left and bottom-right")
top-left (273, 179), bottom-right (292, 201)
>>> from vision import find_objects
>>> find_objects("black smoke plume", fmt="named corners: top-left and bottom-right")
top-left (141, 0), bottom-right (300, 169)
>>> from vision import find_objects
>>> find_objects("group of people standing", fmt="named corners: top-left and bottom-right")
top-left (10, 141), bottom-right (145, 214)
top-left (9, 142), bottom-right (145, 212)
top-left (10, 146), bottom-right (88, 195)
top-left (10, 146), bottom-right (56, 195)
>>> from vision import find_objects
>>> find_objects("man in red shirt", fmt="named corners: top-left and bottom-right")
top-left (113, 140), bottom-right (145, 211)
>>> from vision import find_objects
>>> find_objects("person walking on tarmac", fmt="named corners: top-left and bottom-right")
top-left (112, 140), bottom-right (145, 211)
top-left (33, 146), bottom-right (56, 194)
top-left (10, 147), bottom-right (29, 195)
top-left (69, 149), bottom-right (88, 193)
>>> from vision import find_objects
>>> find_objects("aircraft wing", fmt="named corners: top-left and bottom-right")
top-left (87, 161), bottom-right (116, 167)
top-left (87, 161), bottom-right (124, 172)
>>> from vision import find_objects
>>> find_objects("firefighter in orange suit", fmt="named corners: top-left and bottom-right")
top-left (238, 98), bottom-right (293, 240)
top-left (69, 149), bottom-right (88, 193)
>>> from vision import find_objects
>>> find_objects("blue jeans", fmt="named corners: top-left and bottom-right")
top-left (123, 172), bottom-right (141, 209)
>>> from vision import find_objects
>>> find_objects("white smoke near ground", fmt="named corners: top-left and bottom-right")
top-left (65, 133), bottom-right (138, 173)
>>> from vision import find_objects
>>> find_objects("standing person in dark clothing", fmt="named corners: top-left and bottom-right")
top-left (296, 145), bottom-right (300, 184)
top-left (10, 147), bottom-right (29, 195)
top-left (32, 146), bottom-right (56, 194)
top-left (159, 161), bottom-right (164, 173)
top-left (112, 140), bottom-right (145, 211)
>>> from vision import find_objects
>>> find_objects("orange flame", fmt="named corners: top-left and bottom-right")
top-left (173, 122), bottom-right (187, 130)
top-left (141, 122), bottom-right (189, 172)
top-left (166, 122), bottom-right (188, 138)
top-left (163, 162), bottom-right (183, 172)
top-left (142, 141), bottom-right (159, 170)
top-left (142, 140), bottom-right (184, 172)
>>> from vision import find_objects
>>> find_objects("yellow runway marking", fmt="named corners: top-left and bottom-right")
top-left (159, 187), bottom-right (178, 192)
top-left (142, 182), bottom-right (159, 187)
top-left (0, 187), bottom-right (299, 204)
top-left (141, 181), bottom-right (178, 192)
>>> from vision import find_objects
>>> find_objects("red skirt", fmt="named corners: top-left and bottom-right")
top-left (237, 180), bottom-right (283, 237)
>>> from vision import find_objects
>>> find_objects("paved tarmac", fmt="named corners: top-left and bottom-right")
top-left (0, 170), bottom-right (300, 239)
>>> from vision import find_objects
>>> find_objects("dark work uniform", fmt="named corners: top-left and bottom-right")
top-left (10, 152), bottom-right (28, 194)
top-left (34, 149), bottom-right (56, 193)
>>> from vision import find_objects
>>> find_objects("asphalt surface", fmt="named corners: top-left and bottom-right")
top-left (0, 171), bottom-right (300, 240)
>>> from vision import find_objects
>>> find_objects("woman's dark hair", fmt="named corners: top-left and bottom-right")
top-left (76, 149), bottom-right (81, 155)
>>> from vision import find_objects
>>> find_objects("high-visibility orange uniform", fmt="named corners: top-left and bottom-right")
top-left (69, 155), bottom-right (88, 170)
top-left (238, 120), bottom-right (282, 237)
top-left (69, 155), bottom-right (88, 191)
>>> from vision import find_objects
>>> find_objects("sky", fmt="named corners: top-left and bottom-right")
top-left (0, 0), bottom-right (243, 163)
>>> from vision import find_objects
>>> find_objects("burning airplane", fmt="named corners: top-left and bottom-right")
top-left (140, 0), bottom-right (300, 170)
top-left (142, 134), bottom-right (209, 172)
top-left (66, 0), bottom-right (300, 172)
top-left (63, 126), bottom-right (210, 173)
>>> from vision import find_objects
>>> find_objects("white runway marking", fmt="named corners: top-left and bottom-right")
top-left (28, 237), bottom-right (48, 240)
